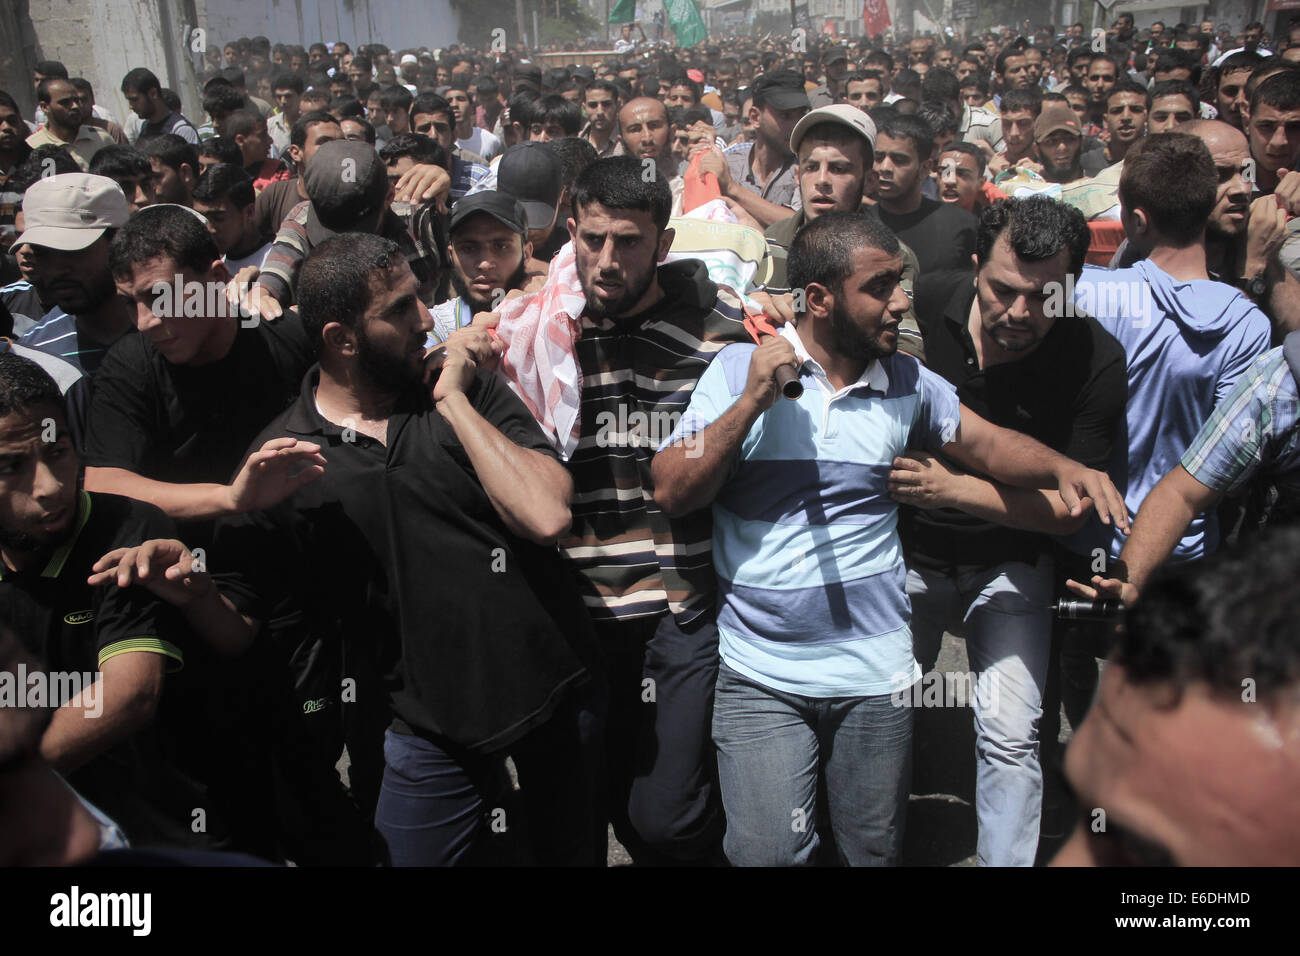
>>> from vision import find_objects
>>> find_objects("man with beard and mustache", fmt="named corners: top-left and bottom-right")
top-left (428, 191), bottom-right (531, 345)
top-left (1032, 104), bottom-right (1086, 184)
top-left (904, 197), bottom-right (1128, 866)
top-left (199, 233), bottom-right (601, 866)
top-left (16, 174), bottom-right (133, 376)
top-left (652, 209), bottom-right (1127, 867)
top-left (490, 154), bottom-right (756, 865)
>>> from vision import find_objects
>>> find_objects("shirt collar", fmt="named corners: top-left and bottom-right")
top-left (777, 322), bottom-right (890, 396)
top-left (0, 490), bottom-right (92, 581)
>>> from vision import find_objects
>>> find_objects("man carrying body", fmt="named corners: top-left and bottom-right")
top-left (652, 210), bottom-right (1126, 866)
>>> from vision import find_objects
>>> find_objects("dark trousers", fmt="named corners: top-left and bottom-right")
top-left (374, 685), bottom-right (604, 866)
top-left (596, 609), bottom-right (725, 865)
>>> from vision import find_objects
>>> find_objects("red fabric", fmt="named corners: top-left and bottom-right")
top-left (863, 0), bottom-right (891, 38)
top-left (681, 151), bottom-right (722, 214)
top-left (1087, 221), bottom-right (1126, 267)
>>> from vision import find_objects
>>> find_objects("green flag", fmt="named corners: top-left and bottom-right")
top-left (663, 0), bottom-right (707, 48)
top-left (609, 0), bottom-right (636, 24)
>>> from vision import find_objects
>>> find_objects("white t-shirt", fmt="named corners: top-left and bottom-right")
top-left (224, 240), bottom-right (273, 275)
top-left (458, 127), bottom-right (503, 162)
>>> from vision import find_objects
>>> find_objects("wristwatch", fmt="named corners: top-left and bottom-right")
top-left (1244, 271), bottom-right (1270, 299)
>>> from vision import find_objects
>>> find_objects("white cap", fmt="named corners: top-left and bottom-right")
top-left (789, 104), bottom-right (878, 155)
top-left (16, 173), bottom-right (129, 251)
top-left (400, 54), bottom-right (418, 65)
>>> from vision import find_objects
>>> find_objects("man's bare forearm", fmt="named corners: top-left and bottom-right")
top-left (40, 653), bottom-right (164, 773)
top-left (945, 472), bottom-right (1089, 534)
top-left (653, 395), bottom-right (761, 517)
top-left (85, 466), bottom-right (235, 521)
top-left (724, 182), bottom-right (798, 229)
top-left (1115, 465), bottom-right (1219, 592)
top-left (435, 391), bottom-right (573, 544)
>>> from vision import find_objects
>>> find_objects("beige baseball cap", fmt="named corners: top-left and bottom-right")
top-left (15, 173), bottom-right (130, 251)
top-left (790, 103), bottom-right (878, 155)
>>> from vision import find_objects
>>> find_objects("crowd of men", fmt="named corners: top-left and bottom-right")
top-left (1, 15), bottom-right (1299, 868)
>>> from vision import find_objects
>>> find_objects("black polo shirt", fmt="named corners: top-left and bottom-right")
top-left (81, 314), bottom-right (313, 492)
top-left (0, 491), bottom-right (235, 850)
top-left (217, 365), bottom-right (598, 761)
top-left (901, 269), bottom-right (1128, 570)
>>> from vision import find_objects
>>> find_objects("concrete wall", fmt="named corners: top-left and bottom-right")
top-left (3, 0), bottom-right (205, 131)
top-left (198, 0), bottom-right (460, 53)
top-left (0, 0), bottom-right (461, 130)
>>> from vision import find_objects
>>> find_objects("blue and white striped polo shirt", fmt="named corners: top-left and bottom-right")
top-left (663, 323), bottom-right (961, 698)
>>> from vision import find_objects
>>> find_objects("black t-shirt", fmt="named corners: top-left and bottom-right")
top-left (217, 365), bottom-right (598, 763)
top-left (81, 314), bottom-right (312, 503)
top-left (876, 198), bottom-right (978, 276)
top-left (901, 269), bottom-right (1128, 570)
top-left (0, 492), bottom-right (235, 850)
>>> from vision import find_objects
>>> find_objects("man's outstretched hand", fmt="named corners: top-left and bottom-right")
top-left (225, 438), bottom-right (326, 515)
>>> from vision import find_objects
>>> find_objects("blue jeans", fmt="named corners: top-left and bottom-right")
top-left (905, 556), bottom-right (1053, 867)
top-left (711, 662), bottom-right (913, 866)
top-left (374, 686), bottom-right (604, 866)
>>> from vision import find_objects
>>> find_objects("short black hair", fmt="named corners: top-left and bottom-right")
top-left (545, 137), bottom-right (599, 193)
top-left (920, 67), bottom-right (960, 104)
top-left (918, 100), bottom-right (958, 139)
top-left (1106, 77), bottom-right (1149, 105)
top-left (976, 196), bottom-right (1091, 279)
top-left (1252, 68), bottom-right (1300, 115)
top-left (533, 94), bottom-right (583, 135)
top-left (223, 108), bottom-right (265, 139)
top-left (88, 144), bottom-right (151, 181)
top-left (11, 146), bottom-right (79, 194)
top-left (109, 203), bottom-right (220, 278)
top-left (290, 110), bottom-right (341, 149)
top-left (410, 91), bottom-right (452, 121)
top-left (787, 210), bottom-right (900, 301)
top-left (198, 137), bottom-right (243, 166)
top-left (271, 72), bottom-right (305, 95)
top-left (192, 163), bottom-right (256, 209)
top-left (874, 111), bottom-right (933, 163)
top-left (0, 352), bottom-right (64, 422)
top-left (1119, 526), bottom-right (1300, 701)
top-left (203, 84), bottom-right (245, 118)
top-left (121, 67), bottom-right (161, 95)
top-left (378, 85), bottom-right (413, 113)
top-left (941, 139), bottom-right (987, 175)
top-left (585, 78), bottom-right (619, 101)
top-left (999, 87), bottom-right (1043, 117)
top-left (379, 132), bottom-right (445, 167)
top-left (138, 133), bottom-right (198, 176)
top-left (340, 116), bottom-right (376, 144)
top-left (570, 155), bottom-right (672, 232)
top-left (1148, 79), bottom-right (1199, 112)
top-left (35, 60), bottom-right (68, 79)
top-left (297, 233), bottom-right (404, 354)
top-left (1119, 132), bottom-right (1216, 244)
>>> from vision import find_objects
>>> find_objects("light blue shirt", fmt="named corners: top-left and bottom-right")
top-left (662, 324), bottom-right (960, 697)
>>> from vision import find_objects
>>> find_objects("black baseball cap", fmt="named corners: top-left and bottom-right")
top-left (302, 139), bottom-right (388, 242)
top-left (823, 47), bottom-right (849, 65)
top-left (497, 143), bottom-right (563, 231)
top-left (449, 190), bottom-right (528, 236)
top-left (752, 69), bottom-right (811, 110)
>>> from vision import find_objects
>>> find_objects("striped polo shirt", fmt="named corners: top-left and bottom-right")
top-left (663, 323), bottom-right (961, 697)
top-left (560, 258), bottom-right (752, 625)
